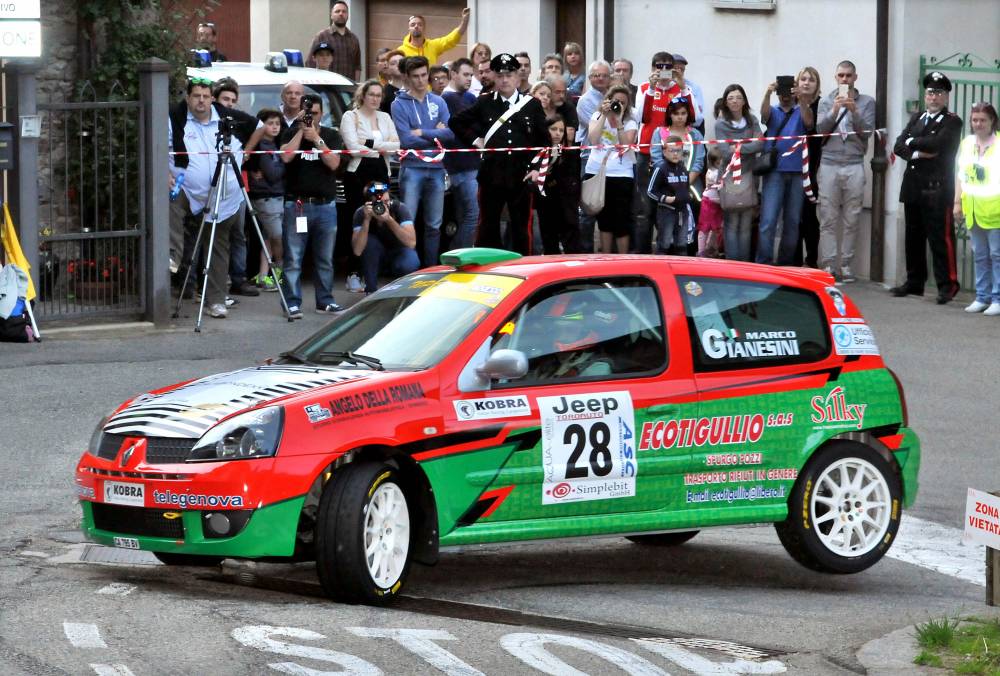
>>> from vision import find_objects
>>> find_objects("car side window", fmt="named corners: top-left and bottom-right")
top-left (491, 278), bottom-right (667, 384)
top-left (679, 277), bottom-right (830, 371)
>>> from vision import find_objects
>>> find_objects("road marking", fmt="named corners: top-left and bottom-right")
top-left (500, 633), bottom-right (667, 676)
top-left (347, 628), bottom-right (483, 676)
top-left (96, 583), bottom-right (136, 596)
top-left (889, 515), bottom-right (984, 586)
top-left (91, 665), bottom-right (136, 676)
top-left (64, 622), bottom-right (107, 649)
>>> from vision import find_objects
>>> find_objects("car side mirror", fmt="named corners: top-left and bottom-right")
top-left (476, 349), bottom-right (528, 381)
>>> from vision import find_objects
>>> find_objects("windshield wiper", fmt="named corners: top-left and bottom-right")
top-left (278, 350), bottom-right (314, 365)
top-left (317, 351), bottom-right (384, 370)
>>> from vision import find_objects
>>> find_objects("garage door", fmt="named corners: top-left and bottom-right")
top-left (367, 0), bottom-right (468, 74)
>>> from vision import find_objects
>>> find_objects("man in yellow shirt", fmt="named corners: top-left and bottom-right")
top-left (397, 8), bottom-right (470, 65)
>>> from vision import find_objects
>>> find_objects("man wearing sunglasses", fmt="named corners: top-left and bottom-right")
top-left (195, 22), bottom-right (226, 63)
top-left (891, 70), bottom-right (964, 304)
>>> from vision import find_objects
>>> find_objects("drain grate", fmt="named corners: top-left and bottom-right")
top-left (80, 544), bottom-right (159, 566)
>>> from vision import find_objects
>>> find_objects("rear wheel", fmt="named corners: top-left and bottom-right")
top-left (315, 461), bottom-right (412, 605)
top-left (776, 442), bottom-right (901, 574)
top-left (626, 531), bottom-right (700, 547)
top-left (153, 552), bottom-right (224, 567)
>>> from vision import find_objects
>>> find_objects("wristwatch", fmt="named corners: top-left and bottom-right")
top-left (315, 138), bottom-right (326, 148)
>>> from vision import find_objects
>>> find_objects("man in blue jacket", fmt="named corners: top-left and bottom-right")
top-left (391, 55), bottom-right (455, 266)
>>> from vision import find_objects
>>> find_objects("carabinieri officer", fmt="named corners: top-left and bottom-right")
top-left (449, 53), bottom-right (550, 254)
top-left (890, 71), bottom-right (964, 304)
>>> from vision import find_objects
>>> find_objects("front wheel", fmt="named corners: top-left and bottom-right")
top-left (776, 442), bottom-right (901, 574)
top-left (315, 461), bottom-right (412, 605)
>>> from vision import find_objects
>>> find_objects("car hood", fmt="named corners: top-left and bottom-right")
top-left (103, 365), bottom-right (375, 439)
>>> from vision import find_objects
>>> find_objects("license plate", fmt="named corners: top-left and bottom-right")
top-left (113, 537), bottom-right (140, 549)
top-left (103, 480), bottom-right (145, 506)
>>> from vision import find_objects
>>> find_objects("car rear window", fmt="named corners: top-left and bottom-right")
top-left (678, 276), bottom-right (830, 371)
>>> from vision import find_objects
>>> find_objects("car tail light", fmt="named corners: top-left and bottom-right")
top-left (887, 367), bottom-right (908, 427)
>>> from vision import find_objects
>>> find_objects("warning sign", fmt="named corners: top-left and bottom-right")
top-left (964, 488), bottom-right (1000, 549)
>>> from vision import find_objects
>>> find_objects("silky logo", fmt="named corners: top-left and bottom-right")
top-left (810, 386), bottom-right (867, 429)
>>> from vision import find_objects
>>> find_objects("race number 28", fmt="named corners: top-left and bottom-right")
top-left (539, 392), bottom-right (636, 504)
top-left (565, 422), bottom-right (612, 478)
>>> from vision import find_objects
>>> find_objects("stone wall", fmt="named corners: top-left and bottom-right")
top-left (38, 0), bottom-right (78, 104)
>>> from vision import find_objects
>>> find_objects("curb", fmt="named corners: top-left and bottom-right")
top-left (856, 625), bottom-right (948, 675)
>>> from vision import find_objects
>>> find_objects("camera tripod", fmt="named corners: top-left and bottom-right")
top-left (173, 133), bottom-right (294, 331)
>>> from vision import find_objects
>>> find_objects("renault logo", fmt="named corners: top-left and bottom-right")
top-left (120, 444), bottom-right (137, 467)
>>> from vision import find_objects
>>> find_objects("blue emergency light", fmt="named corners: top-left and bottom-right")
top-left (283, 49), bottom-right (304, 68)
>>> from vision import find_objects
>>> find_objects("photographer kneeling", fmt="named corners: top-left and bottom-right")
top-left (351, 181), bottom-right (420, 294)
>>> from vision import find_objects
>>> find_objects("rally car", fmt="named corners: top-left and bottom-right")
top-left (76, 249), bottom-right (920, 604)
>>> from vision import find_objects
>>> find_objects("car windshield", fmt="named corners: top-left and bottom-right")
top-left (237, 84), bottom-right (353, 128)
top-left (287, 272), bottom-right (524, 370)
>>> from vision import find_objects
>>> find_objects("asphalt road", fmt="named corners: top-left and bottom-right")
top-left (0, 279), bottom-right (996, 675)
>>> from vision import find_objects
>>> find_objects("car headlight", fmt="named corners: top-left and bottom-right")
top-left (188, 407), bottom-right (284, 462)
top-left (87, 414), bottom-right (112, 457)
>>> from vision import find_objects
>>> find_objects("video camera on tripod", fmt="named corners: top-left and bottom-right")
top-left (216, 114), bottom-right (237, 147)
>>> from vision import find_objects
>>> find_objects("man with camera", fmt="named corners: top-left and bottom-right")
top-left (168, 78), bottom-right (262, 318)
top-left (351, 181), bottom-right (420, 294)
top-left (279, 93), bottom-right (343, 318)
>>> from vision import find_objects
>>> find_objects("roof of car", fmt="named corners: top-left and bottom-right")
top-left (432, 254), bottom-right (835, 287)
top-left (187, 62), bottom-right (355, 87)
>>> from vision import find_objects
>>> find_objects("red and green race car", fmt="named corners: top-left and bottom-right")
top-left (76, 249), bottom-right (919, 604)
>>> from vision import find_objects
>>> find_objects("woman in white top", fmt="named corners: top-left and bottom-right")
top-left (585, 85), bottom-right (638, 253)
top-left (340, 80), bottom-right (400, 217)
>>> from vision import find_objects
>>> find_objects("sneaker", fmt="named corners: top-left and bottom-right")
top-left (984, 302), bottom-right (1000, 317)
top-left (823, 266), bottom-right (841, 286)
top-left (316, 303), bottom-right (344, 314)
top-left (287, 305), bottom-right (303, 320)
top-left (345, 273), bottom-right (364, 293)
top-left (840, 266), bottom-right (856, 283)
top-left (965, 300), bottom-right (989, 313)
top-left (231, 280), bottom-right (260, 297)
top-left (257, 273), bottom-right (278, 292)
top-left (225, 296), bottom-right (239, 307)
top-left (207, 303), bottom-right (228, 318)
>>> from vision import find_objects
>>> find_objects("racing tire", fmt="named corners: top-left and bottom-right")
top-left (625, 531), bottom-right (700, 546)
top-left (315, 461), bottom-right (412, 605)
top-left (775, 441), bottom-right (901, 574)
top-left (153, 552), bottom-right (225, 567)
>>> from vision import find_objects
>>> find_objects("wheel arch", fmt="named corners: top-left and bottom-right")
top-left (808, 431), bottom-right (900, 474)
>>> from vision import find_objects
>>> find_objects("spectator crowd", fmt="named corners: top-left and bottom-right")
top-left (172, 3), bottom-right (999, 320)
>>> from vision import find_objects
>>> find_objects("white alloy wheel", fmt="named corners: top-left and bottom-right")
top-left (810, 457), bottom-right (891, 557)
top-left (364, 482), bottom-right (410, 588)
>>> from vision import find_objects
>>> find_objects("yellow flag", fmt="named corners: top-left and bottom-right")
top-left (1, 202), bottom-right (37, 301)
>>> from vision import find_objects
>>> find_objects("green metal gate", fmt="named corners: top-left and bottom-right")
top-left (919, 53), bottom-right (1000, 290)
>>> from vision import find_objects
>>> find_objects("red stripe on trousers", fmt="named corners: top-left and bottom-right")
top-left (525, 190), bottom-right (535, 254)
top-left (943, 207), bottom-right (958, 285)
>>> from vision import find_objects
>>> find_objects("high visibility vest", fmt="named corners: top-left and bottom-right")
top-left (957, 134), bottom-right (1000, 229)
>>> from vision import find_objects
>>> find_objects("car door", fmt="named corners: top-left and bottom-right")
top-left (446, 274), bottom-right (698, 525)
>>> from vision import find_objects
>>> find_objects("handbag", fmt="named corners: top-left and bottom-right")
top-left (752, 110), bottom-right (794, 176)
top-left (719, 172), bottom-right (757, 211)
top-left (580, 152), bottom-right (611, 216)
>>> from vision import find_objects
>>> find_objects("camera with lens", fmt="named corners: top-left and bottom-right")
top-left (300, 94), bottom-right (319, 127)
top-left (217, 115), bottom-right (236, 145)
top-left (609, 100), bottom-right (623, 115)
top-left (367, 182), bottom-right (389, 216)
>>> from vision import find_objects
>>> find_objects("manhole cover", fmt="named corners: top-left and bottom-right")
top-left (80, 544), bottom-right (159, 566)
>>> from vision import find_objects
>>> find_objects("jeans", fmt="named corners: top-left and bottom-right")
top-left (817, 163), bottom-right (865, 271)
top-left (399, 166), bottom-right (445, 265)
top-left (631, 155), bottom-right (656, 253)
top-left (449, 170), bottom-right (479, 249)
top-left (970, 224), bottom-right (1000, 304)
top-left (723, 209), bottom-right (754, 262)
top-left (281, 200), bottom-right (337, 309)
top-left (229, 203), bottom-right (248, 286)
top-left (360, 237), bottom-right (421, 293)
top-left (655, 206), bottom-right (688, 254)
top-left (757, 171), bottom-right (805, 265)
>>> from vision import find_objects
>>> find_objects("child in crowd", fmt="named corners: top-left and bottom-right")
top-left (646, 136), bottom-right (690, 254)
top-left (696, 147), bottom-right (724, 257)
top-left (245, 108), bottom-right (285, 291)
top-left (530, 114), bottom-right (580, 254)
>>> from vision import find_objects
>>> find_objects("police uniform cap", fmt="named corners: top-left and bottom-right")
top-left (490, 53), bottom-right (519, 73)
top-left (923, 71), bottom-right (951, 92)
top-left (313, 42), bottom-right (334, 55)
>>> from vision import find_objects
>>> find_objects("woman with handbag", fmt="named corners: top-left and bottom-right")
top-left (713, 84), bottom-right (764, 261)
top-left (583, 85), bottom-right (638, 253)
